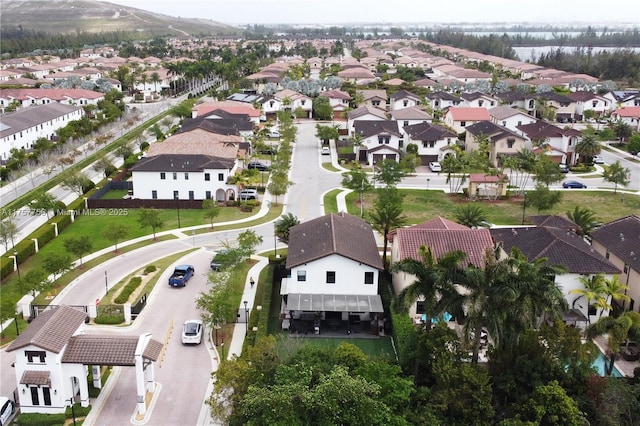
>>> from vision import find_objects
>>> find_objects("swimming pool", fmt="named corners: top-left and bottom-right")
top-left (592, 351), bottom-right (623, 377)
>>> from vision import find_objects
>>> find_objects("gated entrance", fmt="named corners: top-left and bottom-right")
top-left (131, 293), bottom-right (147, 319)
top-left (30, 305), bottom-right (88, 322)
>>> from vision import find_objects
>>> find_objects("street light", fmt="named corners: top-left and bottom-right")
top-left (521, 192), bottom-right (527, 225)
top-left (175, 196), bottom-right (181, 228)
top-left (244, 301), bottom-right (249, 332)
top-left (104, 271), bottom-right (108, 295)
top-left (359, 181), bottom-right (364, 218)
top-left (273, 224), bottom-right (277, 257)
top-left (426, 178), bottom-right (430, 191)
top-left (13, 249), bottom-right (21, 280)
top-left (220, 339), bottom-right (225, 361)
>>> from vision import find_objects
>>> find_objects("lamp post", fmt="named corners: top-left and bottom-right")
top-left (521, 191), bottom-right (527, 225)
top-left (426, 178), bottom-right (430, 191)
top-left (220, 339), bottom-right (225, 361)
top-left (69, 397), bottom-right (77, 426)
top-left (13, 249), bottom-right (21, 280)
top-left (273, 224), bottom-right (277, 257)
top-left (175, 197), bottom-right (181, 228)
top-left (104, 271), bottom-right (108, 295)
top-left (359, 181), bottom-right (364, 218)
top-left (244, 301), bottom-right (249, 332)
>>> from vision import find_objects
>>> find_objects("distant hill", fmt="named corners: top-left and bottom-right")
top-left (0, 0), bottom-right (239, 37)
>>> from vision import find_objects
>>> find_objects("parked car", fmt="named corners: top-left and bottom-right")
top-left (562, 180), bottom-right (587, 189)
top-left (592, 155), bottom-right (605, 164)
top-left (168, 265), bottom-right (195, 287)
top-left (321, 146), bottom-right (331, 155)
top-left (210, 249), bottom-right (230, 271)
top-left (429, 161), bottom-right (442, 172)
top-left (268, 130), bottom-right (280, 138)
top-left (238, 189), bottom-right (258, 200)
top-left (246, 161), bottom-right (270, 171)
top-left (559, 163), bottom-right (570, 173)
top-left (0, 397), bottom-right (15, 426)
top-left (181, 319), bottom-right (203, 345)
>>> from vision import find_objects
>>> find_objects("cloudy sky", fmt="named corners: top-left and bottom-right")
top-left (107, 0), bottom-right (639, 25)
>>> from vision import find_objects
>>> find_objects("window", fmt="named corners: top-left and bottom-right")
top-left (507, 138), bottom-right (515, 148)
top-left (173, 191), bottom-right (179, 199)
top-left (160, 172), bottom-right (166, 180)
top-left (205, 191), bottom-right (211, 199)
top-left (422, 141), bottom-right (435, 148)
top-left (151, 190), bottom-right (158, 199)
top-left (403, 100), bottom-right (408, 107)
top-left (204, 173), bottom-right (210, 181)
top-left (326, 271), bottom-right (336, 284)
top-left (218, 173), bottom-right (224, 181)
top-left (416, 301), bottom-right (426, 314)
top-left (364, 271), bottom-right (374, 284)
top-left (297, 270), bottom-right (306, 282)
top-left (502, 121), bottom-right (507, 126)
top-left (624, 264), bottom-right (629, 274)
top-left (404, 121), bottom-right (409, 127)
top-left (172, 172), bottom-right (177, 180)
top-left (25, 350), bottom-right (46, 363)
top-left (30, 387), bottom-right (39, 406)
top-left (478, 100), bottom-right (484, 107)
top-left (184, 172), bottom-right (189, 180)
top-left (460, 121), bottom-right (466, 127)
top-left (188, 191), bottom-right (194, 200)
top-left (43, 387), bottom-right (52, 406)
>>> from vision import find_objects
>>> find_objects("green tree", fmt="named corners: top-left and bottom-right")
top-left (569, 274), bottom-right (609, 323)
top-left (526, 183), bottom-right (562, 214)
top-left (627, 133), bottom-right (640, 154)
top-left (400, 152), bottom-right (420, 174)
top-left (602, 160), bottom-right (630, 194)
top-left (575, 133), bottom-right (601, 164)
top-left (41, 252), bottom-right (72, 280)
top-left (60, 173), bottom-right (92, 196)
top-left (518, 380), bottom-right (587, 426)
top-left (315, 123), bottom-right (339, 143)
top-left (63, 235), bottom-right (93, 267)
top-left (312, 96), bottom-right (333, 121)
top-left (30, 191), bottom-right (58, 219)
top-left (374, 159), bottom-right (406, 188)
top-left (274, 213), bottom-right (300, 244)
top-left (267, 174), bottom-right (291, 206)
top-left (0, 217), bottom-right (19, 251)
top-left (586, 311), bottom-right (640, 376)
top-left (566, 206), bottom-right (599, 236)
top-left (137, 208), bottom-right (164, 239)
top-left (92, 156), bottom-right (115, 178)
top-left (454, 204), bottom-right (488, 228)
top-left (368, 187), bottom-right (406, 269)
top-left (613, 121), bottom-right (633, 143)
top-left (341, 166), bottom-right (373, 217)
top-left (22, 267), bottom-right (52, 297)
top-left (202, 199), bottom-right (221, 229)
top-left (534, 154), bottom-right (564, 187)
top-left (102, 222), bottom-right (129, 252)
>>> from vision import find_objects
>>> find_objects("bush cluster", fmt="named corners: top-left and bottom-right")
top-left (114, 276), bottom-right (142, 304)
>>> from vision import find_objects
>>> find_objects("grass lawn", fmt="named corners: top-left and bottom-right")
top-left (274, 333), bottom-right (396, 361)
top-left (337, 189), bottom-right (640, 226)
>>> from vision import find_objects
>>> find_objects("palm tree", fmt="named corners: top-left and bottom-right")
top-left (454, 204), bottom-right (487, 228)
top-left (613, 121), bottom-right (632, 143)
top-left (586, 311), bottom-right (640, 376)
top-left (575, 133), bottom-right (601, 164)
top-left (391, 246), bottom-right (467, 329)
top-left (566, 206), bottom-right (599, 237)
top-left (150, 72), bottom-right (161, 94)
top-left (602, 275), bottom-right (630, 313)
top-left (569, 275), bottom-right (609, 323)
top-left (274, 213), bottom-right (300, 244)
top-left (368, 187), bottom-right (407, 269)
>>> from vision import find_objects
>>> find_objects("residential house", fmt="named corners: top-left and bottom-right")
top-left (603, 90), bottom-right (640, 110)
top-left (319, 89), bottom-right (352, 120)
top-left (516, 121), bottom-right (581, 165)
top-left (130, 129), bottom-right (241, 202)
top-left (611, 107), bottom-right (640, 131)
top-left (535, 92), bottom-right (576, 123)
top-left (590, 215), bottom-right (640, 312)
top-left (353, 120), bottom-right (403, 164)
top-left (390, 217), bottom-right (494, 317)
top-left (0, 103), bottom-right (83, 161)
top-left (0, 88), bottom-right (105, 110)
top-left (425, 91), bottom-right (462, 111)
top-left (346, 104), bottom-right (387, 136)
top-left (6, 306), bottom-right (162, 415)
top-left (389, 90), bottom-right (422, 111)
top-left (465, 121), bottom-right (528, 166)
top-left (413, 77), bottom-right (439, 91)
top-left (495, 91), bottom-right (537, 114)
top-left (273, 88), bottom-right (312, 118)
top-left (282, 213), bottom-right (385, 335)
top-left (567, 91), bottom-right (611, 120)
top-left (443, 107), bottom-right (491, 135)
top-left (181, 109), bottom-right (255, 138)
top-left (357, 89), bottom-right (388, 111)
top-left (460, 92), bottom-right (498, 109)
top-left (337, 66), bottom-right (376, 85)
top-left (390, 106), bottom-right (433, 129)
top-left (403, 122), bottom-right (458, 164)
top-left (191, 101), bottom-right (261, 125)
top-left (488, 105), bottom-right (537, 133)
top-left (490, 225), bottom-right (621, 325)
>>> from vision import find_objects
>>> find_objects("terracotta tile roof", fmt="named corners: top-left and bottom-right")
top-left (144, 339), bottom-right (164, 361)
top-left (61, 335), bottom-right (164, 366)
top-left (20, 370), bottom-right (50, 386)
top-left (147, 129), bottom-right (241, 159)
top-left (0, 88), bottom-right (105, 101)
top-left (320, 89), bottom-right (351, 100)
top-left (489, 105), bottom-right (532, 120)
top-left (6, 305), bottom-right (87, 353)
top-left (590, 215), bottom-right (640, 272)
top-left (490, 227), bottom-right (620, 274)
top-left (414, 217), bottom-right (470, 230)
top-left (395, 228), bottom-right (493, 268)
top-left (447, 107), bottom-right (491, 121)
top-left (614, 106), bottom-right (640, 118)
top-left (469, 173), bottom-right (508, 183)
top-left (193, 101), bottom-right (260, 118)
top-left (390, 107), bottom-right (432, 121)
top-left (516, 121), bottom-right (581, 139)
top-left (347, 105), bottom-right (387, 120)
top-left (286, 213), bottom-right (383, 270)
top-left (529, 215), bottom-right (577, 229)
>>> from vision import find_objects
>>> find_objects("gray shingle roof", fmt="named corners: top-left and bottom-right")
top-left (0, 103), bottom-right (83, 138)
top-left (286, 213), bottom-right (383, 270)
top-left (529, 215), bottom-right (577, 229)
top-left (353, 120), bottom-right (401, 138)
top-left (130, 154), bottom-right (235, 172)
top-left (590, 215), bottom-right (640, 272)
top-left (404, 122), bottom-right (456, 141)
top-left (6, 305), bottom-right (87, 353)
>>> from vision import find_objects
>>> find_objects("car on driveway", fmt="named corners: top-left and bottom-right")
top-left (268, 130), bottom-right (280, 138)
top-left (182, 320), bottom-right (203, 345)
top-left (559, 163), bottom-right (569, 173)
top-left (321, 146), bottom-right (330, 155)
top-left (238, 189), bottom-right (258, 200)
top-left (210, 249), bottom-right (230, 271)
top-left (0, 397), bottom-right (15, 426)
top-left (246, 161), bottom-right (270, 171)
top-left (592, 155), bottom-right (605, 164)
top-left (563, 180), bottom-right (587, 189)
top-left (429, 161), bottom-right (442, 172)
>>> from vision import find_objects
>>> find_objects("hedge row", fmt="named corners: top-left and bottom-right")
top-left (114, 276), bottom-right (142, 304)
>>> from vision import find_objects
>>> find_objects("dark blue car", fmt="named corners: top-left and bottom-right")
top-left (562, 181), bottom-right (587, 189)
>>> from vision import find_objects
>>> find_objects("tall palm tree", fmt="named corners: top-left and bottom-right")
top-left (368, 187), bottom-right (406, 269)
top-left (566, 206), bottom-right (599, 237)
top-left (274, 213), bottom-right (300, 244)
top-left (602, 275), bottom-right (630, 314)
top-left (586, 311), bottom-right (640, 376)
top-left (575, 133), bottom-right (601, 164)
top-left (569, 275), bottom-right (608, 323)
top-left (391, 246), bottom-right (466, 329)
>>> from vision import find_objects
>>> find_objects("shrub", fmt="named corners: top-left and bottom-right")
top-left (114, 276), bottom-right (142, 304)
top-left (15, 412), bottom-right (66, 425)
top-left (143, 265), bottom-right (157, 275)
top-left (104, 164), bottom-right (118, 177)
top-left (94, 314), bottom-right (124, 324)
top-left (81, 180), bottom-right (95, 194)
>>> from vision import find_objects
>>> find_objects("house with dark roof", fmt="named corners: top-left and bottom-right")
top-left (403, 122), bottom-right (458, 165)
top-left (180, 109), bottom-right (254, 138)
top-left (590, 215), bottom-right (640, 312)
top-left (491, 225), bottom-right (621, 324)
top-left (534, 91), bottom-right (576, 122)
top-left (567, 91), bottom-right (611, 120)
top-left (347, 104), bottom-right (387, 136)
top-left (425, 91), bottom-right (462, 111)
top-left (465, 121), bottom-right (527, 166)
top-left (460, 91), bottom-right (498, 109)
top-left (282, 213), bottom-right (384, 335)
top-left (516, 121), bottom-right (582, 165)
top-left (353, 120), bottom-right (403, 164)
top-left (6, 306), bottom-right (162, 415)
top-left (488, 105), bottom-right (537, 133)
top-left (389, 90), bottom-right (422, 111)
top-left (390, 217), bottom-right (494, 317)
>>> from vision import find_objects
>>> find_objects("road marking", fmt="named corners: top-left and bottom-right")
top-left (159, 318), bottom-right (173, 367)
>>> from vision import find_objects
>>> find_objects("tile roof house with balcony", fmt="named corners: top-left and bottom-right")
top-left (590, 215), bottom-right (640, 312)
top-left (443, 107), bottom-right (491, 134)
top-left (516, 121), bottom-right (581, 165)
top-left (403, 122), bottom-right (457, 165)
top-left (567, 91), bottom-right (611, 119)
top-left (347, 104), bottom-right (387, 135)
top-left (6, 305), bottom-right (162, 415)
top-left (390, 217), bottom-right (494, 316)
top-left (353, 120), bottom-right (403, 164)
top-left (460, 91), bottom-right (498, 109)
top-left (490, 225), bottom-right (621, 325)
top-left (281, 213), bottom-right (384, 335)
top-left (425, 91), bottom-right (462, 111)
top-left (465, 121), bottom-right (528, 166)
top-left (489, 105), bottom-right (537, 132)
top-left (357, 89), bottom-right (388, 111)
top-left (611, 106), bottom-right (640, 131)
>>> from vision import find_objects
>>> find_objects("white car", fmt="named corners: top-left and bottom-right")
top-left (0, 397), bottom-right (14, 426)
top-left (429, 161), bottom-right (442, 172)
top-left (592, 155), bottom-right (605, 164)
top-left (321, 146), bottom-right (331, 155)
top-left (268, 130), bottom-right (280, 138)
top-left (182, 320), bottom-right (203, 345)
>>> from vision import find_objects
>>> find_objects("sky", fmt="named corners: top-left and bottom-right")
top-left (107, 0), bottom-right (640, 26)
